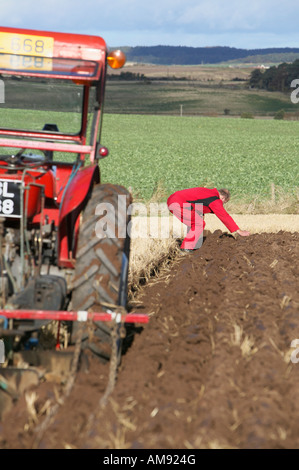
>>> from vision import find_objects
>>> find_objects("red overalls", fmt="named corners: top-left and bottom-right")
top-left (167, 187), bottom-right (239, 250)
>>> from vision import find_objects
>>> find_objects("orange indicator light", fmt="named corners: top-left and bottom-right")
top-left (107, 50), bottom-right (126, 69)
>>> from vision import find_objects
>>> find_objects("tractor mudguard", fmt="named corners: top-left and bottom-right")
top-left (58, 164), bottom-right (100, 268)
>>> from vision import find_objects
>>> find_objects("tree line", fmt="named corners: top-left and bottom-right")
top-left (249, 60), bottom-right (299, 92)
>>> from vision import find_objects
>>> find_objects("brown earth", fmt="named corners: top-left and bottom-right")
top-left (1, 230), bottom-right (299, 449)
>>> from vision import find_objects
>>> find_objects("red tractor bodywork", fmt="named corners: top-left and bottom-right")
top-left (57, 164), bottom-right (100, 268)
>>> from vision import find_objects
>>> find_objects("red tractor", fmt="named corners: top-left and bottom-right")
top-left (0, 26), bottom-right (147, 415)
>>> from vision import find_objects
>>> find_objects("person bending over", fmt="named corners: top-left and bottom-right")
top-left (167, 187), bottom-right (250, 251)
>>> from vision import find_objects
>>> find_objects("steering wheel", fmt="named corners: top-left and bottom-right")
top-left (0, 148), bottom-right (47, 167)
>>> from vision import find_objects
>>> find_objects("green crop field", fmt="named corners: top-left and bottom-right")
top-left (100, 114), bottom-right (299, 204)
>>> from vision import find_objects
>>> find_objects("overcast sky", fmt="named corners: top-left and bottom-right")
top-left (1, 0), bottom-right (299, 49)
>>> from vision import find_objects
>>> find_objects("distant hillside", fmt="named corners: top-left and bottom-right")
top-left (123, 46), bottom-right (299, 65)
top-left (226, 52), bottom-right (299, 65)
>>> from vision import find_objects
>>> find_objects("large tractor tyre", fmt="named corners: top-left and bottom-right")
top-left (71, 183), bottom-right (132, 361)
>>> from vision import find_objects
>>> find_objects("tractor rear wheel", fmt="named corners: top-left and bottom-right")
top-left (71, 183), bottom-right (132, 361)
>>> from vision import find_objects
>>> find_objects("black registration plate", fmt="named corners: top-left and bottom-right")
top-left (0, 179), bottom-right (21, 218)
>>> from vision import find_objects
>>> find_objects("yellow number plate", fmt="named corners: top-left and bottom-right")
top-left (0, 54), bottom-right (52, 71)
top-left (0, 32), bottom-right (54, 57)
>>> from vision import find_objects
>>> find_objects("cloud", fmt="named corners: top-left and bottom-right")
top-left (177, 1), bottom-right (263, 31)
top-left (0, 0), bottom-right (298, 47)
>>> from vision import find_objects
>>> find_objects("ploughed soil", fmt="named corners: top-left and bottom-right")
top-left (1, 230), bottom-right (299, 449)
